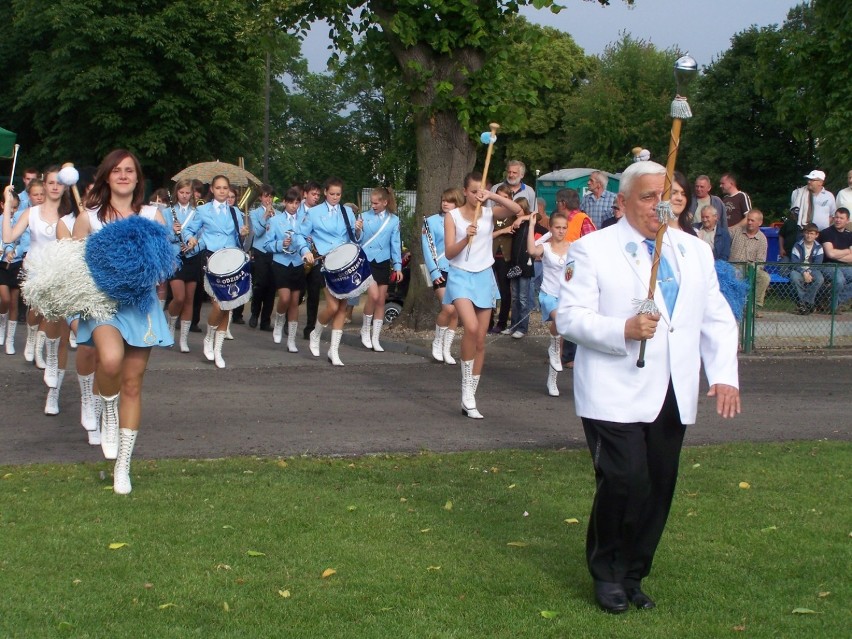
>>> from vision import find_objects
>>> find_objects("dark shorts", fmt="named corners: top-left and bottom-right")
top-left (172, 252), bottom-right (204, 282)
top-left (369, 259), bottom-right (391, 286)
top-left (0, 261), bottom-right (22, 289)
top-left (272, 262), bottom-right (306, 292)
top-left (432, 270), bottom-right (449, 291)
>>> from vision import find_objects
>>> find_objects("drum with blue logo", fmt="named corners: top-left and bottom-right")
top-left (204, 248), bottom-right (252, 310)
top-left (322, 242), bottom-right (373, 299)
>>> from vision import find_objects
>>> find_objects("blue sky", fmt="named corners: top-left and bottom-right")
top-left (301, 0), bottom-right (802, 72)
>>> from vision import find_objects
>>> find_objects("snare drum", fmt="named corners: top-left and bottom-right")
top-left (322, 243), bottom-right (373, 299)
top-left (204, 248), bottom-right (252, 310)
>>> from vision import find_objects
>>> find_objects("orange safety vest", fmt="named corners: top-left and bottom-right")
top-left (566, 210), bottom-right (591, 242)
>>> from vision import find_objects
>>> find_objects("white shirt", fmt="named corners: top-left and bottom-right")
top-left (448, 207), bottom-right (494, 272)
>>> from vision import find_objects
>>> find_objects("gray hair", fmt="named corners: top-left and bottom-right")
top-left (506, 160), bottom-right (526, 177)
top-left (619, 161), bottom-right (666, 197)
top-left (700, 204), bottom-right (717, 217)
top-left (695, 174), bottom-right (712, 184)
top-left (589, 171), bottom-right (608, 189)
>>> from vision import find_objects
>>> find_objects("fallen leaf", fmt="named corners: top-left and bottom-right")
top-left (732, 624), bottom-right (746, 631)
top-left (108, 542), bottom-right (129, 550)
top-left (443, 500), bottom-right (453, 511)
top-left (761, 525), bottom-right (778, 533)
top-left (523, 511), bottom-right (529, 517)
top-left (791, 608), bottom-right (817, 614)
top-left (144, 583), bottom-right (153, 589)
top-left (400, 497), bottom-right (407, 503)
top-left (72, 579), bottom-right (82, 585)
top-left (278, 589), bottom-right (291, 598)
top-left (223, 601), bottom-right (230, 612)
top-left (215, 564), bottom-right (231, 571)
top-left (277, 460), bottom-right (288, 468)
top-left (817, 591), bottom-right (830, 598)
top-left (57, 621), bottom-right (73, 632)
top-left (692, 463), bottom-right (700, 469)
top-left (540, 610), bottom-right (559, 619)
top-left (739, 482), bottom-right (751, 489)
top-left (508, 484), bottom-right (516, 489)
top-left (507, 541), bottom-right (528, 547)
top-left (222, 525), bottom-right (234, 530)
top-left (321, 568), bottom-right (337, 579)
top-left (103, 486), bottom-right (113, 490)
top-left (426, 565), bottom-right (441, 571)
top-left (347, 505), bottom-right (357, 512)
top-left (243, 470), bottom-right (254, 474)
top-left (235, 578), bottom-right (245, 585)
top-left (420, 528), bottom-right (431, 533)
top-left (564, 518), bottom-right (580, 525)
top-left (2, 473), bottom-right (12, 479)
top-left (158, 603), bottom-right (177, 609)
top-left (247, 550), bottom-right (266, 557)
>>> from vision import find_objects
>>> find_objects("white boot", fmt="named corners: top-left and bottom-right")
top-left (78, 373), bottom-right (97, 431)
top-left (100, 393), bottom-right (120, 460)
top-left (44, 370), bottom-right (65, 415)
top-left (203, 324), bottom-right (217, 361)
top-left (24, 324), bottom-right (37, 362)
top-left (214, 331), bottom-right (227, 368)
top-left (442, 329), bottom-right (457, 365)
top-left (371, 319), bottom-right (384, 352)
top-left (360, 314), bottom-right (373, 349)
top-left (309, 323), bottom-right (325, 357)
top-left (225, 311), bottom-right (234, 340)
top-left (34, 330), bottom-right (47, 369)
top-left (43, 337), bottom-right (60, 387)
top-left (179, 320), bottom-right (191, 353)
top-left (0, 312), bottom-right (7, 346)
top-left (328, 329), bottom-right (344, 366)
top-left (5, 320), bottom-right (17, 355)
top-left (272, 313), bottom-right (285, 344)
top-left (287, 321), bottom-right (299, 353)
top-left (547, 365), bottom-right (560, 397)
top-left (89, 396), bottom-right (103, 446)
top-left (548, 335), bottom-right (563, 372)
top-left (432, 325), bottom-right (446, 362)
top-left (460, 360), bottom-right (483, 419)
top-left (113, 428), bottom-right (138, 495)
top-left (167, 313), bottom-right (179, 335)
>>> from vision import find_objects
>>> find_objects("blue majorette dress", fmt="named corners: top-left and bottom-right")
top-left (75, 206), bottom-right (174, 348)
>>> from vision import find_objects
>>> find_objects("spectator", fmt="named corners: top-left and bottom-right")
top-left (506, 200), bottom-right (544, 339)
top-left (729, 210), bottom-right (769, 315)
top-left (489, 184), bottom-right (515, 334)
top-left (16, 168), bottom-right (39, 211)
top-left (817, 207), bottom-right (852, 313)
top-left (791, 170), bottom-right (836, 231)
top-left (580, 171), bottom-right (616, 228)
top-left (788, 223), bottom-right (824, 315)
top-left (777, 208), bottom-right (799, 262)
top-left (695, 204), bottom-right (731, 261)
top-left (688, 174), bottom-right (726, 227)
top-left (600, 202), bottom-right (622, 229)
top-left (835, 170), bottom-right (852, 211)
top-left (719, 173), bottom-right (752, 229)
top-left (491, 160), bottom-right (536, 211)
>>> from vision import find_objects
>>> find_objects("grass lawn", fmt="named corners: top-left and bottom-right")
top-left (1, 441), bottom-right (848, 638)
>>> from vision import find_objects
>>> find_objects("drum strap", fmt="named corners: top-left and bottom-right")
top-left (227, 205), bottom-right (242, 249)
top-left (341, 206), bottom-right (357, 243)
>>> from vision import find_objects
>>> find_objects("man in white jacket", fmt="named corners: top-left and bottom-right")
top-left (557, 161), bottom-right (741, 613)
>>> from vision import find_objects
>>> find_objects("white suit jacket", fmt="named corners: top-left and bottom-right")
top-left (556, 218), bottom-right (739, 425)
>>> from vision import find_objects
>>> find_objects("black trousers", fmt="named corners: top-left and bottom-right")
top-left (581, 381), bottom-right (685, 588)
top-left (490, 258), bottom-right (512, 329)
top-left (302, 264), bottom-right (324, 335)
top-left (249, 248), bottom-right (276, 325)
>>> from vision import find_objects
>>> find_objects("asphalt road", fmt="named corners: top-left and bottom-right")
top-left (1, 323), bottom-right (849, 466)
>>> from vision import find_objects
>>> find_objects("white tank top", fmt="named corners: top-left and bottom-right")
top-left (25, 206), bottom-right (60, 261)
top-left (448, 206), bottom-right (494, 272)
top-left (86, 205), bottom-right (159, 234)
top-left (541, 241), bottom-right (569, 297)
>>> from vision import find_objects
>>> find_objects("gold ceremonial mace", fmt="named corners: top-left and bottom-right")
top-left (636, 55), bottom-right (697, 368)
top-left (465, 122), bottom-right (500, 260)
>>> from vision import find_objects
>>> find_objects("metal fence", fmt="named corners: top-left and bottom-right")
top-left (738, 261), bottom-right (852, 351)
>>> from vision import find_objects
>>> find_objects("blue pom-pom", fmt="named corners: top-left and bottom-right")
top-left (480, 132), bottom-right (496, 145)
top-left (715, 260), bottom-right (749, 321)
top-left (85, 216), bottom-right (177, 313)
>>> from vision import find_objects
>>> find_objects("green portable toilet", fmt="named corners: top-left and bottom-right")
top-left (535, 168), bottom-right (620, 215)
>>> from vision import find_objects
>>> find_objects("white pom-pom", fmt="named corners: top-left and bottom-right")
top-left (20, 239), bottom-right (116, 320)
top-left (57, 166), bottom-right (80, 186)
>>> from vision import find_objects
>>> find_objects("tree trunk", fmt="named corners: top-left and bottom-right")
top-left (400, 109), bottom-right (477, 329)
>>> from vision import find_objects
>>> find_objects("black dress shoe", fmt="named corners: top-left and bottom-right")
top-left (248, 315), bottom-right (258, 328)
top-left (189, 324), bottom-right (202, 333)
top-left (625, 587), bottom-right (656, 610)
top-left (232, 316), bottom-right (245, 325)
top-left (260, 323), bottom-right (272, 332)
top-left (594, 581), bottom-right (629, 614)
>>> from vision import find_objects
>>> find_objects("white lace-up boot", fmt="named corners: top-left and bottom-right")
top-left (360, 314), bottom-right (373, 349)
top-left (34, 330), bottom-right (47, 369)
top-left (548, 335), bottom-right (563, 372)
top-left (309, 323), bottom-right (325, 357)
top-left (44, 370), bottom-right (65, 415)
top-left (328, 329), bottom-right (344, 366)
top-left (203, 324), bottom-right (217, 361)
top-left (179, 321), bottom-right (191, 353)
top-left (371, 319), bottom-right (384, 352)
top-left (88, 396), bottom-right (103, 446)
top-left (0, 312), bottom-right (7, 346)
top-left (442, 329), bottom-right (456, 365)
top-left (272, 313), bottom-right (285, 344)
top-left (214, 331), bottom-right (227, 368)
top-left (431, 325), bottom-right (445, 362)
top-left (167, 313), bottom-right (179, 336)
top-left (43, 337), bottom-right (60, 387)
top-left (460, 360), bottom-right (483, 419)
top-left (287, 321), bottom-right (299, 353)
top-left (547, 365), bottom-right (560, 397)
top-left (225, 311), bottom-right (234, 340)
top-left (78, 373), bottom-right (97, 431)
top-left (24, 324), bottom-right (37, 361)
top-left (5, 320), bottom-right (17, 354)
top-left (100, 393), bottom-right (120, 460)
top-left (113, 428), bottom-right (138, 494)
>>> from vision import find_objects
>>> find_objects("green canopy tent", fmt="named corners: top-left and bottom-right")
top-left (0, 127), bottom-right (16, 159)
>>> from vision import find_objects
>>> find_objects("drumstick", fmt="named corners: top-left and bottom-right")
top-left (465, 123), bottom-right (500, 261)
